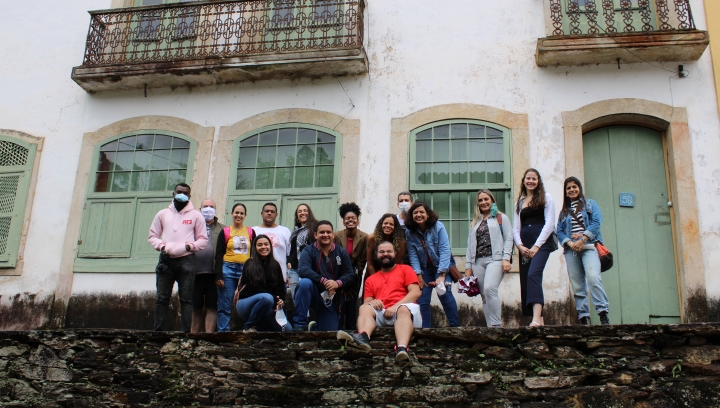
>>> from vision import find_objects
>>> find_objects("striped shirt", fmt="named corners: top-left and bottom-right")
top-left (570, 201), bottom-right (585, 235)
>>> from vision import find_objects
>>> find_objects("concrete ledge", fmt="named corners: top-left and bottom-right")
top-left (536, 30), bottom-right (709, 67)
top-left (71, 47), bottom-right (368, 93)
top-left (1, 324), bottom-right (719, 406)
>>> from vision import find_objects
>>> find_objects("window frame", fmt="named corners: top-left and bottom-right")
top-left (409, 119), bottom-right (513, 255)
top-left (229, 123), bottom-right (343, 196)
top-left (75, 130), bottom-right (197, 273)
top-left (0, 135), bottom-right (37, 268)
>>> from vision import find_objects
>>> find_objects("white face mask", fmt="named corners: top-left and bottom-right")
top-left (201, 207), bottom-right (216, 221)
top-left (399, 202), bottom-right (412, 214)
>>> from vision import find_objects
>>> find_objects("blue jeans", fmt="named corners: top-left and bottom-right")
top-left (217, 262), bottom-right (243, 332)
top-left (236, 293), bottom-right (283, 332)
top-left (292, 278), bottom-right (340, 331)
top-left (418, 266), bottom-right (460, 328)
top-left (565, 247), bottom-right (610, 318)
top-left (287, 268), bottom-right (300, 300)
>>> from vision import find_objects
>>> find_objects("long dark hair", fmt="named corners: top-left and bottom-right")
top-left (516, 168), bottom-right (547, 213)
top-left (404, 202), bottom-right (439, 231)
top-left (372, 213), bottom-right (405, 251)
top-left (560, 176), bottom-right (586, 219)
top-left (293, 203), bottom-right (317, 244)
top-left (241, 235), bottom-right (284, 291)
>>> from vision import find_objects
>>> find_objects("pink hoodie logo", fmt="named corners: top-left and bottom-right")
top-left (182, 220), bottom-right (193, 225)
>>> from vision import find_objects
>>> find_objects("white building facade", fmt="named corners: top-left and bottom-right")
top-left (0, 0), bottom-right (717, 329)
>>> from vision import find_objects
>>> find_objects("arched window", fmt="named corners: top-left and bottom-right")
top-left (409, 120), bottom-right (512, 253)
top-left (75, 131), bottom-right (195, 272)
top-left (228, 124), bottom-right (341, 227)
top-left (0, 136), bottom-right (37, 268)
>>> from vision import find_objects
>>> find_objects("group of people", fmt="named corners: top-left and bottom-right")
top-left (149, 168), bottom-right (612, 364)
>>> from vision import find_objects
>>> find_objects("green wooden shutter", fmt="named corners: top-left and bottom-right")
top-left (282, 194), bottom-right (339, 229)
top-left (225, 194), bottom-right (281, 228)
top-left (132, 198), bottom-right (172, 258)
top-left (0, 173), bottom-right (24, 263)
top-left (78, 198), bottom-right (136, 258)
top-left (0, 138), bottom-right (36, 268)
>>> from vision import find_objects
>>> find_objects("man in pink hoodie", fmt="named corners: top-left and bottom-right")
top-left (148, 183), bottom-right (208, 332)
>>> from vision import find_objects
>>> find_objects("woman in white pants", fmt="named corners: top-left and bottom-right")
top-left (464, 190), bottom-right (514, 327)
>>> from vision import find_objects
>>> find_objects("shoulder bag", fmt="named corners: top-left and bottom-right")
top-left (570, 209), bottom-right (613, 272)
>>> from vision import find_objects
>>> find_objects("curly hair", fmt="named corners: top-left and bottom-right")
top-left (516, 168), bottom-right (547, 213)
top-left (338, 202), bottom-right (361, 219)
top-left (372, 214), bottom-right (405, 252)
top-left (404, 202), bottom-right (439, 231)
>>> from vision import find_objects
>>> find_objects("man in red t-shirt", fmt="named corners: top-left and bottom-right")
top-left (336, 241), bottom-right (421, 366)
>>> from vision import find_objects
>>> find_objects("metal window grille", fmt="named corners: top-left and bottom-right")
top-left (0, 141), bottom-right (29, 167)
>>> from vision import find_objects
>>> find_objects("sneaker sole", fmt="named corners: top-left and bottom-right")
top-left (395, 351), bottom-right (410, 367)
top-left (336, 331), bottom-right (371, 353)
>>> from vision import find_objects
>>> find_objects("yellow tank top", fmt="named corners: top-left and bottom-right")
top-left (223, 226), bottom-right (251, 264)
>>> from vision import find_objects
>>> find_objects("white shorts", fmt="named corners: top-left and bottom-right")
top-left (374, 303), bottom-right (422, 328)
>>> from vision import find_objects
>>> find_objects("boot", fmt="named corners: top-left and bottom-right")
top-left (599, 311), bottom-right (610, 325)
top-left (579, 316), bottom-right (591, 325)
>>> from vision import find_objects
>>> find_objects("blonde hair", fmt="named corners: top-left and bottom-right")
top-left (471, 189), bottom-right (496, 229)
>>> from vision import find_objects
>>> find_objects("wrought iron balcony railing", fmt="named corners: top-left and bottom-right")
top-left (537, 0), bottom-right (707, 67)
top-left (73, 0), bottom-right (367, 91)
top-left (547, 0), bottom-right (695, 36)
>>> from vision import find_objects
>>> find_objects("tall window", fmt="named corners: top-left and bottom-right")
top-left (410, 120), bottom-right (512, 254)
top-left (0, 136), bottom-right (37, 268)
top-left (75, 131), bottom-right (195, 272)
top-left (228, 124), bottom-right (341, 229)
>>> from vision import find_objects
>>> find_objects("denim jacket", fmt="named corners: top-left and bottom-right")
top-left (405, 221), bottom-right (451, 275)
top-left (556, 199), bottom-right (603, 253)
top-left (465, 213), bottom-right (514, 269)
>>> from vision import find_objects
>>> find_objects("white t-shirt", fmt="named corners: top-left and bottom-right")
top-left (252, 225), bottom-right (291, 281)
top-left (397, 214), bottom-right (406, 227)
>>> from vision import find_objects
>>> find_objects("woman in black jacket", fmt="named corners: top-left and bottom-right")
top-left (235, 235), bottom-right (288, 332)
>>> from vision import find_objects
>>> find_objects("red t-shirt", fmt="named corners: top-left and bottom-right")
top-left (347, 237), bottom-right (354, 256)
top-left (364, 264), bottom-right (419, 309)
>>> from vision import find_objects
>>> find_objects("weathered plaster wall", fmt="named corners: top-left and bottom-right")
top-left (0, 0), bottom-right (719, 327)
top-left (1, 325), bottom-right (720, 406)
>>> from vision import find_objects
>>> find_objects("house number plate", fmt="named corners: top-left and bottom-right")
top-left (619, 193), bottom-right (635, 207)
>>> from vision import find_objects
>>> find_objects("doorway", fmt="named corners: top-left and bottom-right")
top-left (582, 125), bottom-right (680, 324)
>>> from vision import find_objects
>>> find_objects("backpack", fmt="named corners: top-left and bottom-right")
top-left (223, 226), bottom-right (255, 246)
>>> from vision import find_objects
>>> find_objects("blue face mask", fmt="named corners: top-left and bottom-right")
top-left (174, 193), bottom-right (189, 203)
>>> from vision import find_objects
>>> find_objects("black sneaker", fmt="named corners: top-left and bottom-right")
top-left (336, 330), bottom-right (371, 352)
top-left (395, 345), bottom-right (411, 367)
top-left (599, 311), bottom-right (610, 325)
top-left (579, 316), bottom-right (591, 325)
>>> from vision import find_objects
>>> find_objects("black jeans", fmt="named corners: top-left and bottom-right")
top-left (154, 253), bottom-right (196, 332)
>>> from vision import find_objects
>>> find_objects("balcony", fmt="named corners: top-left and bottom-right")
top-left (72, 0), bottom-right (367, 93)
top-left (536, 0), bottom-right (709, 67)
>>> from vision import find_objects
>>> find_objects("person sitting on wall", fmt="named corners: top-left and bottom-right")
top-left (336, 241), bottom-right (422, 366)
top-left (292, 221), bottom-right (354, 331)
top-left (235, 234), bottom-right (289, 332)
top-left (148, 183), bottom-right (208, 333)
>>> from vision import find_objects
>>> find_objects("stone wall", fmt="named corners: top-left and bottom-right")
top-left (1, 324), bottom-right (719, 407)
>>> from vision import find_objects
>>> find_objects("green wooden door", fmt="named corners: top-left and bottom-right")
top-left (583, 125), bottom-right (680, 324)
top-left (225, 194), bottom-right (281, 229)
top-left (282, 195), bottom-right (339, 231)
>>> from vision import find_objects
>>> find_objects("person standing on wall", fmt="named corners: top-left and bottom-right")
top-left (396, 192), bottom-right (413, 265)
top-left (287, 203), bottom-right (317, 299)
top-left (148, 183), bottom-right (208, 332)
top-left (235, 235), bottom-right (289, 332)
top-left (405, 202), bottom-right (460, 328)
top-left (292, 221), bottom-right (354, 331)
top-left (513, 168), bottom-right (556, 327)
top-left (336, 241), bottom-right (422, 366)
top-left (334, 202), bottom-right (368, 330)
top-left (253, 203), bottom-right (291, 284)
top-left (557, 176), bottom-right (610, 326)
top-left (191, 198), bottom-right (224, 333)
top-left (214, 203), bottom-right (254, 332)
top-left (366, 214), bottom-right (406, 276)
top-left (464, 190), bottom-right (513, 328)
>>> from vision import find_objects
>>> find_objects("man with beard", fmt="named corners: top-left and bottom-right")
top-left (148, 183), bottom-right (208, 332)
top-left (336, 241), bottom-right (421, 366)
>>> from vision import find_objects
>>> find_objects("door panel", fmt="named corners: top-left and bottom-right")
top-left (583, 125), bottom-right (680, 324)
top-left (132, 198), bottom-right (171, 258)
top-left (281, 195), bottom-right (339, 231)
top-left (78, 199), bottom-right (136, 258)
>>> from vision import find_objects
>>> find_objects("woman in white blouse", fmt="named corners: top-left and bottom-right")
top-left (513, 169), bottom-right (556, 327)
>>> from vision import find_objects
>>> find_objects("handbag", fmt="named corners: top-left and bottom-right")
top-left (595, 242), bottom-right (614, 272)
top-left (416, 231), bottom-right (462, 282)
top-left (569, 210), bottom-right (613, 272)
